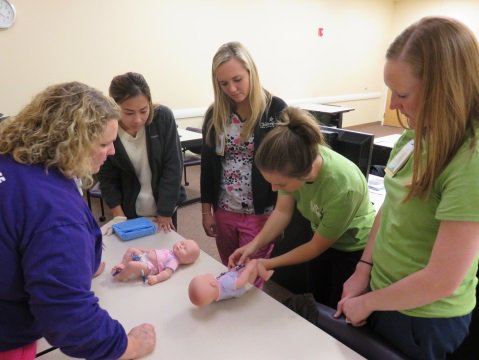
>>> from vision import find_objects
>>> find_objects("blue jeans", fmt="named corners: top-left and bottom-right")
top-left (368, 311), bottom-right (472, 360)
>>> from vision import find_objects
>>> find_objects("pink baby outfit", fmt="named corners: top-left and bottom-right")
top-left (142, 249), bottom-right (179, 274)
top-left (154, 249), bottom-right (179, 273)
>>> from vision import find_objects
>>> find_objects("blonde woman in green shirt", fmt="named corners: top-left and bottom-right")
top-left (229, 106), bottom-right (375, 307)
top-left (335, 17), bottom-right (479, 360)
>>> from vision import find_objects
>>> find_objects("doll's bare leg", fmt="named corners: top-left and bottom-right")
top-left (115, 261), bottom-right (148, 282)
top-left (256, 260), bottom-right (274, 281)
top-left (112, 248), bottom-right (148, 276)
top-left (235, 260), bottom-right (260, 288)
top-left (121, 247), bottom-right (144, 264)
top-left (235, 259), bottom-right (274, 288)
top-left (111, 263), bottom-right (125, 276)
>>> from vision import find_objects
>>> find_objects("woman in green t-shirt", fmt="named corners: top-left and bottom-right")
top-left (229, 106), bottom-right (375, 307)
top-left (336, 17), bottom-right (479, 360)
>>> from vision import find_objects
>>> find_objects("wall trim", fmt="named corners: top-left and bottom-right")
top-left (173, 92), bottom-right (382, 119)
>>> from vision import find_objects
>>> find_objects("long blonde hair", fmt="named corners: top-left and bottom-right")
top-left (206, 41), bottom-right (271, 145)
top-left (0, 82), bottom-right (120, 187)
top-left (387, 17), bottom-right (479, 199)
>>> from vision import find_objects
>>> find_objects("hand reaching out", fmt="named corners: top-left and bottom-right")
top-left (120, 323), bottom-right (156, 360)
top-left (228, 241), bottom-right (257, 268)
top-left (155, 215), bottom-right (175, 232)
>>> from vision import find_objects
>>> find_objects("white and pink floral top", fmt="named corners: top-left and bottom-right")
top-left (218, 113), bottom-right (254, 214)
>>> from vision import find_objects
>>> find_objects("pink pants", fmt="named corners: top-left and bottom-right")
top-left (214, 208), bottom-right (274, 287)
top-left (0, 342), bottom-right (36, 360)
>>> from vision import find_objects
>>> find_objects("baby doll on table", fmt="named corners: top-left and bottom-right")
top-left (111, 239), bottom-right (200, 285)
top-left (188, 259), bottom-right (273, 306)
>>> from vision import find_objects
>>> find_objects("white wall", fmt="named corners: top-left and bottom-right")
top-left (1, 0), bottom-right (394, 127)
top-left (392, 0), bottom-right (479, 36)
top-left (2, 1), bottom-right (478, 128)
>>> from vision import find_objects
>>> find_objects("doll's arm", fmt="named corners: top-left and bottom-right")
top-left (147, 268), bottom-right (174, 285)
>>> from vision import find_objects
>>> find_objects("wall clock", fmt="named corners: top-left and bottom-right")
top-left (0, 0), bottom-right (16, 29)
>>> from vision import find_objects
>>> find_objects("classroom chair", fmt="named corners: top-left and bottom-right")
top-left (86, 182), bottom-right (106, 222)
top-left (283, 293), bottom-right (408, 360)
top-left (446, 267), bottom-right (479, 360)
top-left (182, 127), bottom-right (202, 186)
top-left (315, 301), bottom-right (408, 359)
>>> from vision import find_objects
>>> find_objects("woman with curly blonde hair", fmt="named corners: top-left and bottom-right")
top-left (0, 82), bottom-right (117, 186)
top-left (0, 82), bottom-right (155, 360)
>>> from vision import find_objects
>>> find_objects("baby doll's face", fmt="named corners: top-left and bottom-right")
top-left (174, 239), bottom-right (200, 264)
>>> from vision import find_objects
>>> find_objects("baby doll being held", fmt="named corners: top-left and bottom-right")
top-left (111, 239), bottom-right (200, 285)
top-left (188, 259), bottom-right (273, 306)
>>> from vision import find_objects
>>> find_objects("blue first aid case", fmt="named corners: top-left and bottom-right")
top-left (112, 217), bottom-right (157, 241)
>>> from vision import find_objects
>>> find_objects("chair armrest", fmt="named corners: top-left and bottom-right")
top-left (315, 302), bottom-right (407, 360)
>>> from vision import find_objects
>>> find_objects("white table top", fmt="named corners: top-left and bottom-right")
top-left (37, 223), bottom-right (363, 360)
top-left (373, 133), bottom-right (401, 148)
top-left (368, 174), bottom-right (386, 213)
top-left (177, 127), bottom-right (202, 143)
top-left (299, 103), bottom-right (354, 114)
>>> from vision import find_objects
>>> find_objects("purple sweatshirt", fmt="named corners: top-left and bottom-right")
top-left (0, 154), bottom-right (127, 359)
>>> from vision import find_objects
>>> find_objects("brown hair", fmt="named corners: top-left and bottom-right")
top-left (255, 107), bottom-right (325, 178)
top-left (109, 72), bottom-right (155, 124)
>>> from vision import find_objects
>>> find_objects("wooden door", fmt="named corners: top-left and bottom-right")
top-left (383, 89), bottom-right (407, 127)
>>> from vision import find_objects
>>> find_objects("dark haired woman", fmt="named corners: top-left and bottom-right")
top-left (98, 72), bottom-right (185, 231)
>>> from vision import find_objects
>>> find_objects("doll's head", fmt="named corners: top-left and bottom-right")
top-left (188, 273), bottom-right (219, 306)
top-left (173, 239), bottom-right (200, 264)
